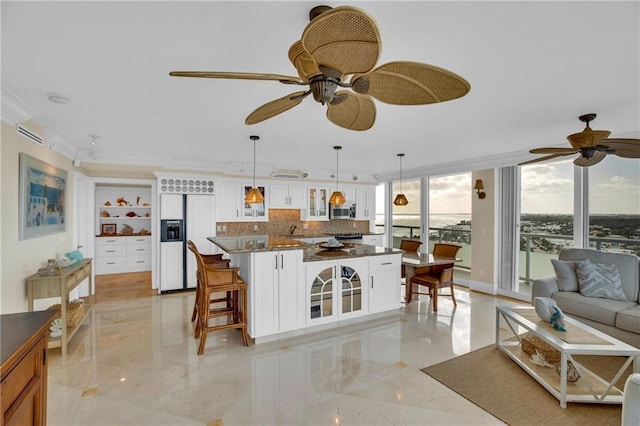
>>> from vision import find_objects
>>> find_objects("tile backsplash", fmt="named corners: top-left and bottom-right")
top-left (218, 209), bottom-right (371, 237)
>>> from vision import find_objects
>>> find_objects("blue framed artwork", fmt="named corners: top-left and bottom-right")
top-left (19, 153), bottom-right (68, 240)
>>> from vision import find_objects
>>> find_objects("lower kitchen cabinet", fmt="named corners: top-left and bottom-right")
top-left (95, 235), bottom-right (151, 274)
top-left (249, 250), bottom-right (305, 337)
top-left (368, 255), bottom-right (401, 313)
top-left (306, 257), bottom-right (368, 325)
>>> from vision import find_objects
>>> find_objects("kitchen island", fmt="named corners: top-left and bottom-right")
top-left (208, 236), bottom-right (402, 342)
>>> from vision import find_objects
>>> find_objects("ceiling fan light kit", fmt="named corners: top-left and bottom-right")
top-left (393, 153), bottom-right (409, 206)
top-left (329, 145), bottom-right (346, 205)
top-left (245, 135), bottom-right (264, 204)
top-left (170, 5), bottom-right (470, 131)
top-left (521, 113), bottom-right (640, 167)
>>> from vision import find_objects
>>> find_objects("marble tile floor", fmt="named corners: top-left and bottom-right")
top-left (47, 288), bottom-right (522, 425)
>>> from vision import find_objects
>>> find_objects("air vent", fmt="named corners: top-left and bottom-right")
top-left (16, 124), bottom-right (44, 145)
top-left (270, 169), bottom-right (302, 180)
top-left (158, 178), bottom-right (214, 194)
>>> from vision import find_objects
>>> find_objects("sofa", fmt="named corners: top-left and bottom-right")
top-left (532, 248), bottom-right (640, 348)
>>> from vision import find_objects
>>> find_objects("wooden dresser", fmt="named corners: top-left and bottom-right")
top-left (1, 310), bottom-right (57, 426)
top-left (25, 258), bottom-right (93, 357)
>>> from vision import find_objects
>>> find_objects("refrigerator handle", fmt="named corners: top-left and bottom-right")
top-left (275, 254), bottom-right (278, 270)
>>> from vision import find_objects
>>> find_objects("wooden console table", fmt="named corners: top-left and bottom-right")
top-left (26, 258), bottom-right (93, 357)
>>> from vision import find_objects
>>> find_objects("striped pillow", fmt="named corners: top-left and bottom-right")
top-left (575, 261), bottom-right (627, 301)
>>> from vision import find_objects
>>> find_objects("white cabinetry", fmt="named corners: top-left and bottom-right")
top-left (355, 188), bottom-right (375, 220)
top-left (215, 182), bottom-right (241, 221)
top-left (250, 250), bottom-right (305, 337)
top-left (95, 236), bottom-right (151, 274)
top-left (301, 186), bottom-right (329, 221)
top-left (362, 234), bottom-right (383, 246)
top-left (96, 186), bottom-right (152, 236)
top-left (269, 184), bottom-right (306, 209)
top-left (368, 255), bottom-right (401, 313)
top-left (242, 184), bottom-right (268, 221)
top-left (306, 257), bottom-right (368, 324)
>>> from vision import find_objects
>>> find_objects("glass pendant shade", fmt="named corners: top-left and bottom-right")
top-left (245, 187), bottom-right (264, 204)
top-left (393, 193), bottom-right (409, 206)
top-left (245, 135), bottom-right (264, 204)
top-left (329, 190), bottom-right (346, 205)
top-left (330, 145), bottom-right (345, 205)
top-left (393, 153), bottom-right (408, 206)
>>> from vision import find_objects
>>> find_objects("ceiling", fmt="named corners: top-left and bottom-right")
top-left (2, 1), bottom-right (639, 181)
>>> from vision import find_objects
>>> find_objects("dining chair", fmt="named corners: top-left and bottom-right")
top-left (399, 239), bottom-right (422, 279)
top-left (187, 240), bottom-right (230, 327)
top-left (409, 243), bottom-right (461, 311)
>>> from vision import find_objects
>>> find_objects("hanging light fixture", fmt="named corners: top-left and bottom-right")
top-left (393, 153), bottom-right (409, 206)
top-left (329, 146), bottom-right (346, 205)
top-left (245, 135), bottom-right (264, 204)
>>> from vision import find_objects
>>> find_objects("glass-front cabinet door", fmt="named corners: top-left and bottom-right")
top-left (316, 188), bottom-right (328, 219)
top-left (306, 187), bottom-right (328, 220)
top-left (243, 185), bottom-right (267, 220)
top-left (306, 259), bottom-right (367, 324)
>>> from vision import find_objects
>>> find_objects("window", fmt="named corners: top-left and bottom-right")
top-left (588, 156), bottom-right (640, 255)
top-left (391, 179), bottom-right (420, 248)
top-left (518, 159), bottom-right (574, 296)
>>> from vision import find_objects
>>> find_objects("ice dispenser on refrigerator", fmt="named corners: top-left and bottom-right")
top-left (161, 219), bottom-right (183, 242)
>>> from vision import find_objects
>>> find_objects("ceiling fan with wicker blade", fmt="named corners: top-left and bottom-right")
top-left (520, 113), bottom-right (640, 167)
top-left (169, 5), bottom-right (470, 131)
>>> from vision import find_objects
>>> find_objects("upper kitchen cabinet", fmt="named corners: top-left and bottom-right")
top-left (269, 184), bottom-right (306, 209)
top-left (300, 186), bottom-right (329, 221)
top-left (242, 184), bottom-right (268, 221)
top-left (215, 182), bottom-right (242, 221)
top-left (355, 188), bottom-right (375, 220)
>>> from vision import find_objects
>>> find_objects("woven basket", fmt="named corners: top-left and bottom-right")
top-left (521, 334), bottom-right (561, 364)
top-left (48, 300), bottom-right (84, 328)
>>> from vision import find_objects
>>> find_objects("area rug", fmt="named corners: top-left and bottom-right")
top-left (421, 345), bottom-right (632, 426)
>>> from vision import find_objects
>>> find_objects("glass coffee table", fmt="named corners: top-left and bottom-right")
top-left (496, 305), bottom-right (639, 408)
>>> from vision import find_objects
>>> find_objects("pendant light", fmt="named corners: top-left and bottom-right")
top-left (393, 153), bottom-right (409, 206)
top-left (329, 146), bottom-right (346, 205)
top-left (245, 135), bottom-right (264, 204)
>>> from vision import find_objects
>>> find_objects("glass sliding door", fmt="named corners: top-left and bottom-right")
top-left (391, 179), bottom-right (420, 248)
top-left (518, 159), bottom-right (574, 296)
top-left (587, 156), bottom-right (640, 255)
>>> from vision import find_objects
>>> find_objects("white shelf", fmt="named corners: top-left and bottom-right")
top-left (100, 217), bottom-right (150, 220)
top-left (100, 205), bottom-right (150, 209)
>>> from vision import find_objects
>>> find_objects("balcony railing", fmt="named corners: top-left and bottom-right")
top-left (379, 223), bottom-right (640, 288)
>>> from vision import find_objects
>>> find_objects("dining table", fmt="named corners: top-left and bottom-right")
top-left (402, 252), bottom-right (459, 303)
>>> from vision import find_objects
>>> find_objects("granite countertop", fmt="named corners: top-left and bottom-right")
top-left (208, 236), bottom-right (400, 262)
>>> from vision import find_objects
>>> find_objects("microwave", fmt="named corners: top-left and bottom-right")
top-left (330, 203), bottom-right (355, 219)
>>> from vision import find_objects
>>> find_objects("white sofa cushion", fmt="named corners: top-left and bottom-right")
top-left (617, 305), bottom-right (640, 334)
top-left (575, 261), bottom-right (628, 301)
top-left (551, 258), bottom-right (589, 292)
top-left (552, 291), bottom-right (636, 326)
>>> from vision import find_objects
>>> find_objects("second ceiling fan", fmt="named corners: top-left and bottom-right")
top-left (170, 5), bottom-right (471, 131)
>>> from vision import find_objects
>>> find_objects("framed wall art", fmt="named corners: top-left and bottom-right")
top-left (19, 153), bottom-right (68, 240)
top-left (101, 223), bottom-right (117, 235)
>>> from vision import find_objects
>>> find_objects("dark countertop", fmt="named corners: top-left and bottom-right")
top-left (208, 236), bottom-right (401, 262)
top-left (1, 310), bottom-right (57, 366)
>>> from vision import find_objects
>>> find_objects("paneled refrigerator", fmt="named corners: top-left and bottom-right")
top-left (160, 194), bottom-right (216, 292)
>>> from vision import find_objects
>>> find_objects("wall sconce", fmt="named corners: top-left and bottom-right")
top-left (473, 179), bottom-right (486, 199)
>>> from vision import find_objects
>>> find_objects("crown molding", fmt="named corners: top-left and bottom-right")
top-left (1, 86), bottom-right (38, 126)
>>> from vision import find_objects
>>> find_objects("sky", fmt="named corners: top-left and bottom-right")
top-left (378, 157), bottom-right (640, 215)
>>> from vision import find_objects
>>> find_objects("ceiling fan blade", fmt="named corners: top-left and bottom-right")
top-left (288, 40), bottom-right (322, 81)
top-left (613, 149), bottom-right (640, 159)
top-left (598, 138), bottom-right (640, 151)
top-left (518, 153), bottom-right (571, 166)
top-left (326, 91), bottom-right (376, 131)
top-left (245, 91), bottom-right (309, 125)
top-left (169, 71), bottom-right (302, 84)
top-left (350, 61), bottom-right (470, 105)
top-left (302, 6), bottom-right (380, 75)
top-left (574, 151), bottom-right (606, 167)
top-left (529, 147), bottom-right (578, 155)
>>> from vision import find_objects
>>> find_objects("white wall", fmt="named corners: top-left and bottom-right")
top-left (1, 121), bottom-right (75, 314)
top-left (470, 169), bottom-right (497, 293)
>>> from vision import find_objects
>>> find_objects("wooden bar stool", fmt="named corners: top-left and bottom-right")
top-left (188, 241), bottom-right (249, 353)
top-left (187, 240), bottom-right (229, 333)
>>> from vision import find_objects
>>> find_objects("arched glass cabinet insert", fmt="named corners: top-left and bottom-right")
top-left (309, 264), bottom-right (363, 319)
top-left (310, 267), bottom-right (333, 319)
top-left (340, 265), bottom-right (362, 314)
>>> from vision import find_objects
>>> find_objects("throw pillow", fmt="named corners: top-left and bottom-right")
top-left (575, 261), bottom-right (627, 301)
top-left (551, 259), bottom-right (589, 292)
